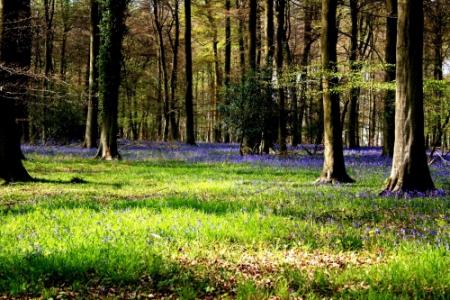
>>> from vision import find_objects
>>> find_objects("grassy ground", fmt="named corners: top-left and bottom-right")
top-left (0, 143), bottom-right (449, 299)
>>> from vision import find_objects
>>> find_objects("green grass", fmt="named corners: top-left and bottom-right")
top-left (0, 153), bottom-right (449, 299)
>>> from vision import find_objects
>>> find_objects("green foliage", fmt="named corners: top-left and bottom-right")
top-left (221, 71), bottom-right (277, 144)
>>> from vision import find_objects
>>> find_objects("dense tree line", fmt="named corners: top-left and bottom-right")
top-left (0, 0), bottom-right (449, 192)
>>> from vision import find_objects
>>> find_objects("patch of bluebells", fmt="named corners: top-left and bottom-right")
top-left (22, 141), bottom-right (449, 180)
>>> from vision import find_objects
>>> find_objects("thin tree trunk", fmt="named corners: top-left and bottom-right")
top-left (236, 0), bottom-right (246, 76)
top-left (317, 0), bottom-right (354, 184)
top-left (348, 0), bottom-right (360, 149)
top-left (185, 0), bottom-right (196, 145)
top-left (152, 0), bottom-right (170, 142)
top-left (84, 0), bottom-right (100, 149)
top-left (384, 0), bottom-right (434, 193)
top-left (262, 0), bottom-right (274, 153)
top-left (224, 0), bottom-right (232, 143)
top-left (276, 0), bottom-right (287, 154)
top-left (169, 0), bottom-right (180, 141)
top-left (249, 0), bottom-right (257, 71)
top-left (382, 0), bottom-right (397, 156)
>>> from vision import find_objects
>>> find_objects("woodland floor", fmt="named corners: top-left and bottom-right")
top-left (0, 142), bottom-right (449, 299)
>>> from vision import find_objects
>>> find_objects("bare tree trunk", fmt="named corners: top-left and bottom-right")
top-left (382, 0), bottom-right (397, 156)
top-left (236, 0), bottom-right (246, 76)
top-left (348, 0), bottom-right (360, 149)
top-left (276, 0), bottom-right (287, 153)
top-left (169, 0), bottom-right (180, 141)
top-left (249, 0), bottom-right (257, 71)
top-left (384, 0), bottom-right (434, 193)
top-left (84, 0), bottom-right (100, 148)
top-left (0, 0), bottom-right (32, 182)
top-left (317, 0), bottom-right (354, 184)
top-left (185, 0), bottom-right (196, 145)
top-left (224, 0), bottom-right (232, 143)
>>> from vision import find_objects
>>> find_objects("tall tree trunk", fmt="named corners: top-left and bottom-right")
top-left (185, 0), bottom-right (196, 145)
top-left (262, 0), bottom-right (275, 153)
top-left (384, 0), bottom-right (434, 193)
top-left (152, 0), bottom-right (170, 141)
top-left (224, 0), bottom-right (232, 143)
top-left (42, 0), bottom-right (55, 143)
top-left (249, 0), bottom-right (257, 71)
top-left (382, 0), bottom-right (397, 156)
top-left (348, 0), bottom-right (360, 149)
top-left (276, 0), bottom-right (287, 153)
top-left (84, 0), bottom-right (100, 149)
top-left (298, 4), bottom-right (314, 146)
top-left (236, 0), bottom-right (246, 76)
top-left (169, 0), bottom-right (180, 141)
top-left (97, 0), bottom-right (128, 160)
top-left (0, 0), bottom-right (32, 182)
top-left (317, 0), bottom-right (354, 184)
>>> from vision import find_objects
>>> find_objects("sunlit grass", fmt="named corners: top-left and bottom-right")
top-left (0, 145), bottom-right (449, 298)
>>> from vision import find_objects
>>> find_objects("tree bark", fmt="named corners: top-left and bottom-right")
top-left (185, 0), bottom-right (196, 145)
top-left (384, 0), bottom-right (435, 193)
top-left (348, 0), bottom-right (360, 149)
top-left (97, 0), bottom-right (128, 160)
top-left (236, 0), bottom-right (246, 76)
top-left (169, 0), bottom-right (180, 141)
top-left (152, 0), bottom-right (170, 142)
top-left (224, 0), bottom-right (232, 143)
top-left (276, 0), bottom-right (287, 154)
top-left (84, 0), bottom-right (100, 149)
top-left (0, 0), bottom-right (32, 182)
top-left (317, 0), bottom-right (354, 184)
top-left (382, 0), bottom-right (397, 156)
top-left (249, 0), bottom-right (258, 71)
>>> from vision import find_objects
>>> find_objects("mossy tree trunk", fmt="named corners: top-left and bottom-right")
top-left (385, 0), bottom-right (435, 193)
top-left (0, 0), bottom-right (32, 182)
top-left (97, 0), bottom-right (128, 160)
top-left (317, 0), bottom-right (354, 184)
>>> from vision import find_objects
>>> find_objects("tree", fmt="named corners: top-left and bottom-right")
top-left (382, 0), bottom-right (397, 156)
top-left (0, 0), bottom-right (32, 182)
top-left (248, 0), bottom-right (258, 71)
top-left (84, 0), bottom-right (100, 149)
top-left (317, 0), bottom-right (354, 184)
top-left (347, 0), bottom-right (360, 149)
top-left (185, 0), bottom-right (196, 145)
top-left (97, 0), bottom-right (129, 160)
top-left (276, 0), bottom-right (287, 153)
top-left (224, 0), bottom-right (232, 143)
top-left (384, 0), bottom-right (434, 193)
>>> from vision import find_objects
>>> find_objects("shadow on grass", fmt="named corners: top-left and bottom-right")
top-left (0, 248), bottom-right (216, 298)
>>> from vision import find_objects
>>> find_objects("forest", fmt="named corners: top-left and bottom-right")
top-left (0, 0), bottom-right (449, 299)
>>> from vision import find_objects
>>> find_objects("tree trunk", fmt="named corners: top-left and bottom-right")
top-left (224, 0), bottom-right (232, 143)
top-left (384, 0), bottom-right (434, 193)
top-left (317, 0), bottom-right (354, 184)
top-left (348, 0), bottom-right (360, 149)
top-left (97, 0), bottom-right (128, 160)
top-left (382, 0), bottom-right (397, 156)
top-left (276, 0), bottom-right (287, 153)
top-left (262, 0), bottom-right (275, 153)
top-left (169, 0), bottom-right (180, 141)
top-left (185, 0), bottom-right (196, 145)
top-left (152, 0), bottom-right (170, 142)
top-left (84, 0), bottom-right (100, 149)
top-left (0, 0), bottom-right (32, 182)
top-left (249, 0), bottom-right (258, 71)
top-left (236, 0), bottom-right (246, 76)
top-left (298, 4), bottom-right (315, 146)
